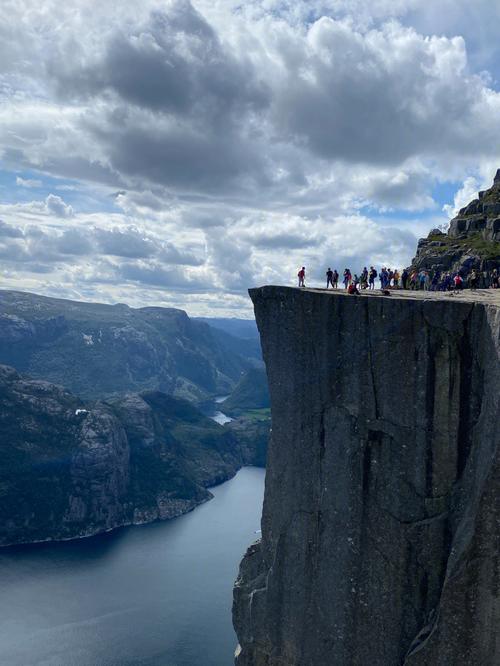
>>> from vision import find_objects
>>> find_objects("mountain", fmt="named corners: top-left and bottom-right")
top-left (222, 367), bottom-right (270, 415)
top-left (194, 317), bottom-right (262, 363)
top-left (194, 317), bottom-right (259, 340)
top-left (411, 169), bottom-right (500, 274)
top-left (0, 364), bottom-right (263, 547)
top-left (234, 286), bottom-right (499, 666)
top-left (0, 290), bottom-right (254, 402)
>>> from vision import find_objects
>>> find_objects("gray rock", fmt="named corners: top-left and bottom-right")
top-left (233, 287), bottom-right (499, 666)
top-left (414, 171), bottom-right (500, 273)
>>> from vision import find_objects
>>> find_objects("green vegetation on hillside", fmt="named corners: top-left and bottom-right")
top-left (0, 290), bottom-right (256, 401)
top-left (223, 367), bottom-right (270, 415)
top-left (427, 232), bottom-right (500, 259)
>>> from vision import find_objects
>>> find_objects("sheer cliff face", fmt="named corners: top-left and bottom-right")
top-left (234, 287), bottom-right (499, 666)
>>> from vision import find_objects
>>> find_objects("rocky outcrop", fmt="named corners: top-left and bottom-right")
top-left (0, 365), bottom-right (261, 547)
top-left (411, 170), bottom-right (500, 274)
top-left (233, 287), bottom-right (499, 666)
top-left (449, 169), bottom-right (500, 242)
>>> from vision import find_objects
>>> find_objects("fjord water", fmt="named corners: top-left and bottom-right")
top-left (0, 467), bottom-right (265, 666)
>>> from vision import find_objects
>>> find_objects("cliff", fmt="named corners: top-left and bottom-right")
top-left (233, 287), bottom-right (499, 665)
top-left (0, 365), bottom-right (261, 547)
top-left (411, 170), bottom-right (500, 274)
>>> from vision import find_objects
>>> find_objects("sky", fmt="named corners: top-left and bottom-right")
top-left (0, 0), bottom-right (499, 317)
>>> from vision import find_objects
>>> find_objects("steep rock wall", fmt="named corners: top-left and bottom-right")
top-left (233, 287), bottom-right (499, 666)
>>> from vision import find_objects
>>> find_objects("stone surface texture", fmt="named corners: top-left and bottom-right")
top-left (233, 286), bottom-right (499, 666)
top-left (448, 172), bottom-right (500, 242)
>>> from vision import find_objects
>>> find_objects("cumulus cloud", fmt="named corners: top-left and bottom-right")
top-left (45, 194), bottom-right (74, 217)
top-left (0, 0), bottom-right (499, 314)
top-left (0, 219), bottom-right (24, 238)
top-left (442, 177), bottom-right (479, 220)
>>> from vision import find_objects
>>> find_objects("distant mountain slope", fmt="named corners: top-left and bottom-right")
top-left (204, 325), bottom-right (263, 364)
top-left (223, 367), bottom-right (270, 414)
top-left (0, 364), bottom-right (262, 547)
top-left (194, 317), bottom-right (259, 340)
top-left (0, 290), bottom-right (253, 401)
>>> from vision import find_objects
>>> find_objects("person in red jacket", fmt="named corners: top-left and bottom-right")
top-left (454, 274), bottom-right (463, 291)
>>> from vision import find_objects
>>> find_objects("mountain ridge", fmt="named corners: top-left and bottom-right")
top-left (0, 289), bottom-right (255, 402)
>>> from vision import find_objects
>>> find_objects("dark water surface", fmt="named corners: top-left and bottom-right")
top-left (0, 467), bottom-right (265, 666)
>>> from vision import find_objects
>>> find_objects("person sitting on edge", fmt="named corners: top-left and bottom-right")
top-left (348, 282), bottom-right (360, 295)
top-left (326, 267), bottom-right (334, 289)
top-left (298, 266), bottom-right (306, 287)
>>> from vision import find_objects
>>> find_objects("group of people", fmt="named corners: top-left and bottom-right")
top-left (297, 265), bottom-right (500, 292)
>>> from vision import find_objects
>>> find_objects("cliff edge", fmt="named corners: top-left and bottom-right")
top-left (233, 287), bottom-right (499, 665)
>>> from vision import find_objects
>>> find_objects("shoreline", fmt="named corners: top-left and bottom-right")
top-left (0, 465), bottom-right (264, 551)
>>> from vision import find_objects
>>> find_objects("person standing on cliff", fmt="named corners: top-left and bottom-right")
top-left (454, 274), bottom-right (463, 291)
top-left (368, 266), bottom-right (377, 290)
top-left (469, 269), bottom-right (478, 290)
top-left (333, 269), bottom-right (339, 288)
top-left (298, 267), bottom-right (306, 287)
top-left (326, 267), bottom-right (334, 289)
top-left (360, 267), bottom-right (368, 289)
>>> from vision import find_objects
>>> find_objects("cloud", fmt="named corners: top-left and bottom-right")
top-left (442, 176), bottom-right (479, 220)
top-left (16, 176), bottom-right (42, 188)
top-left (3, 194), bottom-right (74, 219)
top-left (0, 1), bottom-right (500, 314)
top-left (117, 260), bottom-right (208, 290)
top-left (94, 227), bottom-right (156, 258)
top-left (0, 219), bottom-right (24, 238)
top-left (45, 193), bottom-right (74, 217)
